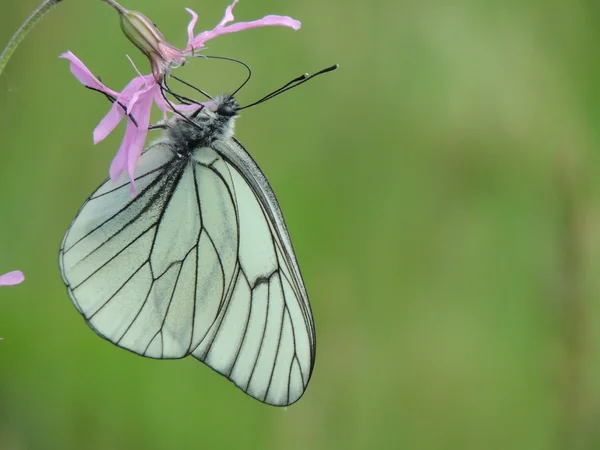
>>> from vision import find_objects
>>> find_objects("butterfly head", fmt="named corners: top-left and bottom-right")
top-left (168, 95), bottom-right (239, 153)
top-left (211, 95), bottom-right (238, 118)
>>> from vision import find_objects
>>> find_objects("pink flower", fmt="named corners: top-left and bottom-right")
top-left (0, 271), bottom-right (24, 286)
top-left (184, 0), bottom-right (300, 51)
top-left (62, 0), bottom-right (301, 194)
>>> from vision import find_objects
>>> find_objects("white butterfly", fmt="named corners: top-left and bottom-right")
top-left (59, 94), bottom-right (316, 406)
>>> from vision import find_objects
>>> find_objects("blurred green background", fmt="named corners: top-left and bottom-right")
top-left (2, 0), bottom-right (600, 449)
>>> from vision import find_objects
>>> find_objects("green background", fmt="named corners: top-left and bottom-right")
top-left (2, 0), bottom-right (600, 449)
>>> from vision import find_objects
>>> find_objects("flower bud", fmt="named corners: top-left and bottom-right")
top-left (110, 2), bottom-right (185, 80)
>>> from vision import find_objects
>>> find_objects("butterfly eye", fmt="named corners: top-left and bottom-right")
top-left (216, 104), bottom-right (236, 117)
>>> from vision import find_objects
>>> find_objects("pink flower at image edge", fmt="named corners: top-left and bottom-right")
top-left (0, 271), bottom-right (24, 286)
top-left (61, 0), bottom-right (301, 195)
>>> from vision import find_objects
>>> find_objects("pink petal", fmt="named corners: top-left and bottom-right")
top-left (153, 89), bottom-right (172, 112)
top-left (94, 102), bottom-right (125, 144)
top-left (218, 15), bottom-right (301, 34)
top-left (60, 51), bottom-right (119, 97)
top-left (121, 77), bottom-right (152, 109)
top-left (186, 8), bottom-right (199, 47)
top-left (218, 0), bottom-right (239, 28)
top-left (93, 76), bottom-right (149, 144)
top-left (127, 86), bottom-right (149, 114)
top-left (126, 95), bottom-right (155, 177)
top-left (109, 120), bottom-right (138, 181)
top-left (189, 15), bottom-right (300, 49)
top-left (187, 0), bottom-right (300, 50)
top-left (153, 89), bottom-right (201, 113)
top-left (110, 86), bottom-right (156, 192)
top-left (100, 76), bottom-right (154, 144)
top-left (0, 271), bottom-right (24, 286)
top-left (126, 132), bottom-right (146, 195)
top-left (123, 129), bottom-right (146, 196)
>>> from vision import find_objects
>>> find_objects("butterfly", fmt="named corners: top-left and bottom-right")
top-left (58, 83), bottom-right (323, 405)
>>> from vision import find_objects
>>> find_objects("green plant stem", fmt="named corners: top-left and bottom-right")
top-left (99, 0), bottom-right (127, 15)
top-left (0, 0), bottom-right (65, 76)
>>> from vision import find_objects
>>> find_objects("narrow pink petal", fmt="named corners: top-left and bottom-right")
top-left (120, 76), bottom-right (151, 102)
top-left (60, 51), bottom-right (102, 87)
top-left (129, 178), bottom-right (137, 197)
top-left (121, 79), bottom-right (155, 122)
top-left (94, 76), bottom-right (149, 144)
top-left (0, 271), bottom-right (24, 286)
top-left (127, 84), bottom-right (151, 114)
top-left (187, 30), bottom-right (214, 50)
top-left (186, 8), bottom-right (199, 47)
top-left (60, 51), bottom-right (119, 97)
top-left (109, 119), bottom-right (137, 181)
top-left (153, 89), bottom-right (202, 113)
top-left (126, 95), bottom-right (155, 179)
top-left (124, 129), bottom-right (147, 196)
top-left (130, 86), bottom-right (157, 128)
top-left (217, 0), bottom-right (239, 28)
top-left (189, 15), bottom-right (300, 49)
top-left (153, 89), bottom-right (172, 112)
top-left (94, 102), bottom-right (125, 144)
top-left (109, 82), bottom-right (157, 185)
top-left (108, 88), bottom-right (156, 192)
top-left (126, 131), bottom-right (146, 195)
top-left (230, 15), bottom-right (301, 31)
top-left (218, 16), bottom-right (301, 34)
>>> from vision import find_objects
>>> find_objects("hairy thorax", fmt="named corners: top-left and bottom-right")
top-left (165, 95), bottom-right (238, 156)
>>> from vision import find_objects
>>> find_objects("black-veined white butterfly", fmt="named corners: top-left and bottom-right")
top-left (58, 64), bottom-right (336, 405)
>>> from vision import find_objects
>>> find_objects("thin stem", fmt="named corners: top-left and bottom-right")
top-left (98, 0), bottom-right (127, 15)
top-left (0, 0), bottom-right (65, 76)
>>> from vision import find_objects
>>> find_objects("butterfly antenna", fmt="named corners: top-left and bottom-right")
top-left (161, 77), bottom-right (198, 105)
top-left (169, 74), bottom-right (213, 101)
top-left (199, 54), bottom-right (253, 97)
top-left (238, 64), bottom-right (338, 111)
top-left (171, 54), bottom-right (252, 101)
